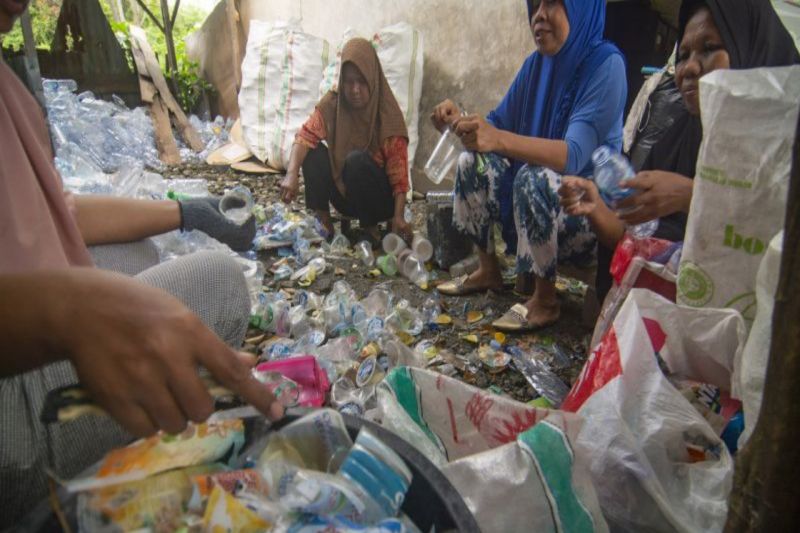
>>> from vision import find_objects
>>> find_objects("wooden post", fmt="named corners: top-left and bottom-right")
top-left (226, 0), bottom-right (242, 91)
top-left (19, 8), bottom-right (45, 110)
top-left (724, 113), bottom-right (800, 529)
top-left (159, 0), bottom-right (179, 89)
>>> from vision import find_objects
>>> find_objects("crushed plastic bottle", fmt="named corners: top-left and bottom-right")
top-left (236, 257), bottom-right (265, 311)
top-left (165, 178), bottom-right (210, 200)
top-left (591, 146), bottom-right (659, 239)
top-left (507, 346), bottom-right (570, 407)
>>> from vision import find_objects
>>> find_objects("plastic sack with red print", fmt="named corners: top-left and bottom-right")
top-left (564, 289), bottom-right (746, 533)
top-left (377, 367), bottom-right (608, 533)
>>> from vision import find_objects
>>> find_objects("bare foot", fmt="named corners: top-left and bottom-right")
top-left (461, 265), bottom-right (503, 292)
top-left (523, 296), bottom-right (560, 327)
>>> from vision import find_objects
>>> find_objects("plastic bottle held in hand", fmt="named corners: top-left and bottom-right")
top-left (424, 127), bottom-right (461, 184)
top-left (591, 146), bottom-right (659, 239)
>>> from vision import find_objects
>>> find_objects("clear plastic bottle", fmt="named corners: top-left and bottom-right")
top-left (591, 146), bottom-right (659, 239)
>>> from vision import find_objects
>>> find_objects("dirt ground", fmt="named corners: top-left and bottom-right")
top-left (170, 162), bottom-right (593, 404)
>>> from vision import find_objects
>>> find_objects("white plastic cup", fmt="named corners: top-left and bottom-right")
top-left (382, 233), bottom-right (407, 256)
top-left (403, 254), bottom-right (428, 287)
top-left (397, 248), bottom-right (413, 269)
top-left (219, 185), bottom-right (254, 225)
top-left (411, 233), bottom-right (433, 263)
top-left (424, 128), bottom-right (461, 184)
top-left (355, 241), bottom-right (375, 267)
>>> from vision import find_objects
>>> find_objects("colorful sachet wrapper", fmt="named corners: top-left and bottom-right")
top-left (66, 420), bottom-right (245, 492)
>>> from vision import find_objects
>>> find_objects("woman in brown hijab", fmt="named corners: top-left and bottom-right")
top-left (280, 38), bottom-right (412, 244)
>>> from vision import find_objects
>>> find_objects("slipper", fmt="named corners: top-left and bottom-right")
top-left (492, 304), bottom-right (558, 333)
top-left (437, 275), bottom-right (500, 297)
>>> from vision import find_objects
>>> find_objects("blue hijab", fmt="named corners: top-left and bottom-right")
top-left (488, 0), bottom-right (622, 251)
top-left (490, 0), bottom-right (621, 142)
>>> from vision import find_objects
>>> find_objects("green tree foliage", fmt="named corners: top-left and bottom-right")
top-left (109, 1), bottom-right (213, 112)
top-left (1, 0), bottom-right (61, 51)
top-left (2, 0), bottom-right (213, 112)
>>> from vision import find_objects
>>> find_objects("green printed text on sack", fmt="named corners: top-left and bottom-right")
top-left (699, 166), bottom-right (753, 190)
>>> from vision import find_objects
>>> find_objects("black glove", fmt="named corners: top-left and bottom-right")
top-left (178, 197), bottom-right (256, 252)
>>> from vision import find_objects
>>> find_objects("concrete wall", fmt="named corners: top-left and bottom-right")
top-left (203, 0), bottom-right (534, 193)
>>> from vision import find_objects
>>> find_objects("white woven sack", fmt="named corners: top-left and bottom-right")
top-left (239, 20), bottom-right (330, 169)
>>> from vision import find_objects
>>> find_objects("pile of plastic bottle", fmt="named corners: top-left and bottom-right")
top-left (43, 78), bottom-right (230, 191)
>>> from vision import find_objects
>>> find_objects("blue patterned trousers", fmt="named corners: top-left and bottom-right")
top-left (453, 152), bottom-right (596, 282)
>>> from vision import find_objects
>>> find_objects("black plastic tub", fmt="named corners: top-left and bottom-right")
top-left (17, 410), bottom-right (480, 533)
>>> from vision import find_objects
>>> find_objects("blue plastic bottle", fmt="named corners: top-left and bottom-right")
top-left (591, 146), bottom-right (659, 239)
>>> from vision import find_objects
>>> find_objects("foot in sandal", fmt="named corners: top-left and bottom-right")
top-left (438, 265), bottom-right (503, 296)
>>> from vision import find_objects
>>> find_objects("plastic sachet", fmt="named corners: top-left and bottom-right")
top-left (65, 419), bottom-right (245, 492)
top-left (77, 464), bottom-right (221, 533)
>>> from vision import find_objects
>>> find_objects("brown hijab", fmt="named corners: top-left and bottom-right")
top-left (317, 38), bottom-right (408, 180)
top-left (0, 60), bottom-right (93, 272)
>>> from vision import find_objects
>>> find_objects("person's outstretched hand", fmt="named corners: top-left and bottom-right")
top-left (431, 99), bottom-right (460, 133)
top-left (280, 172), bottom-right (301, 204)
top-left (52, 269), bottom-right (283, 438)
top-left (179, 197), bottom-right (256, 251)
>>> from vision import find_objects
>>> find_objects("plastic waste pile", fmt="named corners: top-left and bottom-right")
top-left (249, 279), bottom-right (431, 418)
top-left (69, 410), bottom-right (424, 532)
top-left (252, 202), bottom-right (324, 265)
top-left (44, 78), bottom-right (230, 189)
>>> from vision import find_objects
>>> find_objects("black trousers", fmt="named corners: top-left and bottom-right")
top-left (303, 144), bottom-right (395, 226)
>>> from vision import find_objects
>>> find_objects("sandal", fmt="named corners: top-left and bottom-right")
top-left (492, 303), bottom-right (559, 333)
top-left (437, 275), bottom-right (488, 297)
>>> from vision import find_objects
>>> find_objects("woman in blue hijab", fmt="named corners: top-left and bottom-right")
top-left (436, 0), bottom-right (627, 331)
